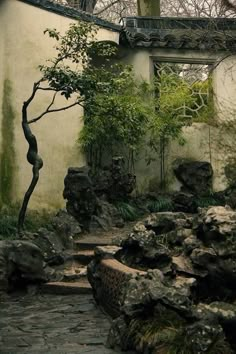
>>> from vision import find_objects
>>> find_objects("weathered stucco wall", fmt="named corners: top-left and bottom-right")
top-left (0, 0), bottom-right (119, 209)
top-left (122, 47), bottom-right (236, 192)
top-left (214, 55), bottom-right (236, 124)
top-left (1, 0), bottom-right (235, 207)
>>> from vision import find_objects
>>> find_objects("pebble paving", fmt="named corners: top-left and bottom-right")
top-left (0, 293), bottom-right (131, 354)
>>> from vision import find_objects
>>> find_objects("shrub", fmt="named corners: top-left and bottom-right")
top-left (147, 197), bottom-right (174, 213)
top-left (0, 206), bottom-right (53, 240)
top-left (115, 202), bottom-right (140, 221)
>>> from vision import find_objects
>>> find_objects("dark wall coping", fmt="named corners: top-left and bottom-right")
top-left (123, 16), bottom-right (236, 31)
top-left (19, 0), bottom-right (121, 32)
top-left (120, 16), bottom-right (236, 51)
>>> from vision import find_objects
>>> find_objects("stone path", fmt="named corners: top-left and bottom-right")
top-left (42, 221), bottom-right (138, 295)
top-left (0, 293), bottom-right (132, 354)
top-left (0, 222), bottom-right (139, 353)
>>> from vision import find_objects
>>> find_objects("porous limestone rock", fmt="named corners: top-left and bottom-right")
top-left (63, 166), bottom-right (98, 229)
top-left (0, 240), bottom-right (46, 292)
top-left (173, 159), bottom-right (213, 196)
top-left (92, 156), bottom-right (136, 201)
top-left (172, 191), bottom-right (197, 213)
top-left (199, 205), bottom-right (236, 241)
top-left (118, 229), bottom-right (172, 271)
top-left (144, 211), bottom-right (190, 234)
top-left (52, 209), bottom-right (82, 240)
top-left (24, 210), bottom-right (82, 267)
top-left (63, 166), bottom-right (124, 231)
top-left (89, 205), bottom-right (236, 353)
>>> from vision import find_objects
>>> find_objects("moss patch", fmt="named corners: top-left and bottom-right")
top-left (0, 205), bottom-right (54, 240)
top-left (0, 79), bottom-right (16, 206)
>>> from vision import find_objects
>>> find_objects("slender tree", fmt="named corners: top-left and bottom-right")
top-left (18, 22), bottom-right (114, 235)
top-left (137, 0), bottom-right (160, 16)
top-left (66, 0), bottom-right (98, 12)
top-left (92, 0), bottom-right (235, 22)
top-left (222, 0), bottom-right (236, 10)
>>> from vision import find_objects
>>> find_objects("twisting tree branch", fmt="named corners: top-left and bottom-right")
top-left (18, 87), bottom-right (84, 235)
top-left (28, 100), bottom-right (83, 124)
top-left (18, 22), bottom-right (112, 235)
top-left (94, 0), bottom-right (120, 14)
top-left (222, 0), bottom-right (236, 10)
top-left (18, 82), bottom-right (44, 236)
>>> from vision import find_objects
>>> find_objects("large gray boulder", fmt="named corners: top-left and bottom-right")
top-left (92, 156), bottom-right (136, 201)
top-left (144, 211), bottom-right (191, 234)
top-left (89, 200), bottom-right (124, 231)
top-left (108, 269), bottom-right (234, 353)
top-left (52, 209), bottom-right (82, 241)
top-left (0, 240), bottom-right (46, 292)
top-left (63, 167), bottom-right (98, 230)
top-left (89, 206), bottom-right (236, 353)
top-left (121, 270), bottom-right (192, 318)
top-left (172, 191), bottom-right (197, 213)
top-left (24, 210), bottom-right (82, 266)
top-left (63, 166), bottom-right (124, 231)
top-left (173, 159), bottom-right (213, 196)
top-left (199, 206), bottom-right (236, 241)
top-left (118, 229), bottom-right (172, 272)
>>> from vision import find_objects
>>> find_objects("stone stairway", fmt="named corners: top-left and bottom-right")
top-left (40, 221), bottom-right (137, 295)
top-left (41, 235), bottom-right (114, 295)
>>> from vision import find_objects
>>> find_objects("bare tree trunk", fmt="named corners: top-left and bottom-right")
top-left (222, 0), bottom-right (236, 10)
top-left (137, 0), bottom-right (160, 16)
top-left (18, 85), bottom-right (43, 236)
top-left (85, 0), bottom-right (98, 12)
top-left (67, 0), bottom-right (98, 12)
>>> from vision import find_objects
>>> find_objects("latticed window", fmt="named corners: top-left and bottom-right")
top-left (153, 61), bottom-right (213, 121)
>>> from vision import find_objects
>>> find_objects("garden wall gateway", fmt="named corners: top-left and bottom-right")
top-left (120, 17), bottom-right (236, 193)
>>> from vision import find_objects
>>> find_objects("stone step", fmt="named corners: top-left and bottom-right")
top-left (74, 238), bottom-right (112, 251)
top-left (41, 280), bottom-right (92, 295)
top-left (62, 268), bottom-right (87, 282)
top-left (72, 250), bottom-right (94, 265)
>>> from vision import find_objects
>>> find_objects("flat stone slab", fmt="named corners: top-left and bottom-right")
top-left (0, 293), bottom-right (134, 353)
top-left (74, 221), bottom-right (138, 251)
top-left (41, 281), bottom-right (92, 295)
top-left (74, 239), bottom-right (113, 250)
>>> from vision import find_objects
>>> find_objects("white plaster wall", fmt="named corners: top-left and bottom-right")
top-left (122, 47), bottom-right (218, 81)
top-left (167, 123), bottom-right (233, 192)
top-left (0, 7), bottom-right (4, 161)
top-left (122, 47), bottom-right (236, 192)
top-left (214, 55), bottom-right (236, 124)
top-left (0, 0), bottom-right (119, 209)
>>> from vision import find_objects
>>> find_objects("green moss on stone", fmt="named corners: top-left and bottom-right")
top-left (0, 79), bottom-right (16, 206)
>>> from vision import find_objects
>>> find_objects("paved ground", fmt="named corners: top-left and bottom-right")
top-left (0, 293), bottom-right (131, 354)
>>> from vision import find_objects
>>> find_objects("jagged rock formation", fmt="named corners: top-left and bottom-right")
top-left (173, 159), bottom-right (213, 196)
top-left (63, 159), bottom-right (135, 231)
top-left (0, 240), bottom-right (46, 292)
top-left (88, 206), bottom-right (236, 353)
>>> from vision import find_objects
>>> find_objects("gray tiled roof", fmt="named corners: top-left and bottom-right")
top-left (19, 0), bottom-right (121, 32)
top-left (120, 16), bottom-right (236, 51)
